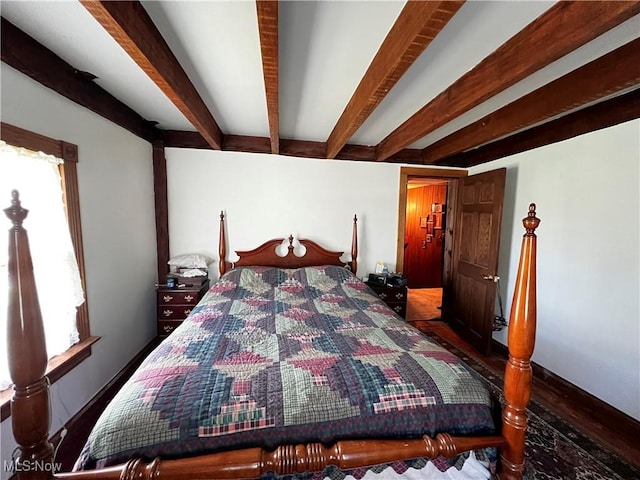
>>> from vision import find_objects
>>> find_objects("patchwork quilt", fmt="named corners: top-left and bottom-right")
top-left (76, 265), bottom-right (495, 471)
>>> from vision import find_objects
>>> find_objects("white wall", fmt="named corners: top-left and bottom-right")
top-left (472, 119), bottom-right (640, 421)
top-left (166, 148), bottom-right (410, 280)
top-left (0, 65), bottom-right (158, 478)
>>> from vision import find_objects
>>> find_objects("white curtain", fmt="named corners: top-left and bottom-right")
top-left (0, 141), bottom-right (84, 390)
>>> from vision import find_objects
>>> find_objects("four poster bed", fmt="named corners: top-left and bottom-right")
top-left (5, 190), bottom-right (540, 480)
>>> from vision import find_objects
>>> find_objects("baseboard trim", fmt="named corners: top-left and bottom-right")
top-left (491, 339), bottom-right (640, 439)
top-left (49, 337), bottom-right (162, 470)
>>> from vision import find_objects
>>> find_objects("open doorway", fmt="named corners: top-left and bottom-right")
top-left (397, 167), bottom-right (507, 355)
top-left (396, 167), bottom-right (466, 327)
top-left (404, 178), bottom-right (447, 321)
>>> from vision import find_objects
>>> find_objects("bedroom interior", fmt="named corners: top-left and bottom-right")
top-left (1, 0), bottom-right (639, 479)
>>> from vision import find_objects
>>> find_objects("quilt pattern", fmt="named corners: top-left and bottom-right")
top-left (76, 265), bottom-right (495, 470)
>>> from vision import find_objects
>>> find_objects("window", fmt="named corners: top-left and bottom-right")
top-left (0, 123), bottom-right (98, 420)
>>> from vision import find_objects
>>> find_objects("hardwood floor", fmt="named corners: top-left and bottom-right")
top-left (409, 319), bottom-right (640, 470)
top-left (406, 287), bottom-right (442, 321)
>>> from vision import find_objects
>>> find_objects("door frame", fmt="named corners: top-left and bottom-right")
top-left (396, 167), bottom-right (468, 279)
top-left (398, 167), bottom-right (468, 326)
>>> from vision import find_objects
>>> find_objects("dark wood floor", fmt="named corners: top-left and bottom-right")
top-left (409, 319), bottom-right (640, 470)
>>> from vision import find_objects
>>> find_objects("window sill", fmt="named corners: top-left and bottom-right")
top-left (0, 335), bottom-right (100, 421)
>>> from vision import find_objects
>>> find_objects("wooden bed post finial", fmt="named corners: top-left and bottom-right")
top-left (5, 190), bottom-right (28, 226)
top-left (5, 190), bottom-right (55, 479)
top-left (523, 203), bottom-right (540, 235)
top-left (500, 203), bottom-right (540, 480)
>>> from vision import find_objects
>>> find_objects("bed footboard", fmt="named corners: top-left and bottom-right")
top-left (54, 434), bottom-right (505, 479)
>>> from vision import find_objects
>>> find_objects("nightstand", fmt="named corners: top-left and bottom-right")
top-left (157, 280), bottom-right (209, 337)
top-left (365, 281), bottom-right (407, 319)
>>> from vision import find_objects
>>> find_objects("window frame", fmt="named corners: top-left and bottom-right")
top-left (0, 122), bottom-right (99, 421)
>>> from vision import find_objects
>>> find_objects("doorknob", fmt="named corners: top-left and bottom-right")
top-left (482, 274), bottom-right (500, 282)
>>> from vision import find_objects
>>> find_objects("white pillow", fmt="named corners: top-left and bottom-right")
top-left (180, 268), bottom-right (208, 277)
top-left (167, 253), bottom-right (212, 269)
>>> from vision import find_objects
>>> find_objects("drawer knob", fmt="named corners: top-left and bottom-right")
top-left (163, 325), bottom-right (174, 333)
top-left (184, 294), bottom-right (194, 302)
top-left (379, 292), bottom-right (387, 300)
top-left (163, 295), bottom-right (173, 302)
top-left (163, 309), bottom-right (173, 317)
top-left (394, 305), bottom-right (402, 312)
top-left (184, 309), bottom-right (192, 316)
top-left (395, 293), bottom-right (404, 300)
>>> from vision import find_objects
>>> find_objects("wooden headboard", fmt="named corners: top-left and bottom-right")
top-left (218, 212), bottom-right (358, 276)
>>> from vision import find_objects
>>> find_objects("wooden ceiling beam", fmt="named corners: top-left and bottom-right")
top-left (256, 1), bottom-right (279, 154)
top-left (162, 131), bottom-right (422, 162)
top-left (325, 1), bottom-right (465, 159)
top-left (80, 0), bottom-right (222, 150)
top-left (1, 17), bottom-right (157, 142)
top-left (422, 38), bottom-right (640, 164)
top-left (162, 130), bottom-right (211, 150)
top-left (375, 1), bottom-right (640, 161)
top-left (224, 134), bottom-right (272, 154)
top-left (280, 139), bottom-right (326, 159)
top-left (438, 87), bottom-right (640, 168)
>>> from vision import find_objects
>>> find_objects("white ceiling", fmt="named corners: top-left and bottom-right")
top-left (142, 0), bottom-right (270, 135)
top-left (1, 1), bottom-right (638, 156)
top-left (1, 0), bottom-right (193, 130)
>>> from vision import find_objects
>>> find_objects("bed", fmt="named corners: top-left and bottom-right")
top-left (5, 191), bottom-right (540, 480)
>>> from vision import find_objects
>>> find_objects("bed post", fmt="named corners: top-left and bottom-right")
top-left (219, 210), bottom-right (227, 276)
top-left (500, 203), bottom-right (540, 480)
top-left (5, 190), bottom-right (55, 479)
top-left (351, 214), bottom-right (358, 275)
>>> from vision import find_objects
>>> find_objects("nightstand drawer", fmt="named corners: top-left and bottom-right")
top-left (387, 302), bottom-right (406, 318)
top-left (375, 289), bottom-right (406, 302)
top-left (158, 306), bottom-right (194, 320)
top-left (157, 291), bottom-right (199, 305)
top-left (158, 320), bottom-right (181, 336)
top-left (365, 281), bottom-right (408, 320)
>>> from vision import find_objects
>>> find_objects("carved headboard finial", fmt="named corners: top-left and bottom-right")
top-left (4, 190), bottom-right (29, 228)
top-left (523, 203), bottom-right (541, 236)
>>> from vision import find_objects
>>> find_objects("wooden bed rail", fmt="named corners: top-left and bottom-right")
top-left (6, 192), bottom-right (538, 480)
top-left (52, 434), bottom-right (506, 479)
